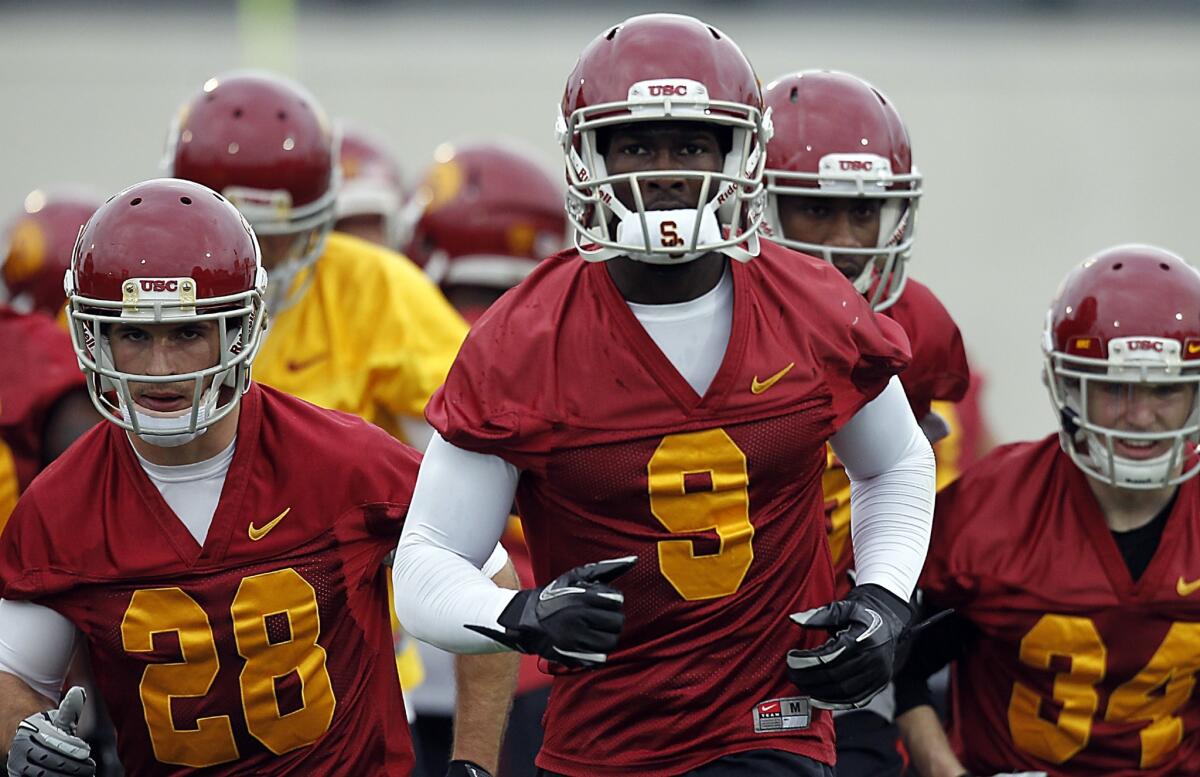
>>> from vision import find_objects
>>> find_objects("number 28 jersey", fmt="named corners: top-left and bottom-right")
top-left (924, 435), bottom-right (1200, 776)
top-left (0, 385), bottom-right (418, 775)
top-left (427, 240), bottom-right (911, 776)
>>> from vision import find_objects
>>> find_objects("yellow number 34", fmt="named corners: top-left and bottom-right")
top-left (120, 568), bottom-right (336, 767)
top-left (1008, 613), bottom-right (1200, 768)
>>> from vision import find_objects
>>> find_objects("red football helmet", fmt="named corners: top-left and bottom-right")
top-left (335, 124), bottom-right (405, 249)
top-left (1043, 245), bottom-right (1200, 489)
top-left (163, 71), bottom-right (336, 311)
top-left (66, 178), bottom-right (268, 442)
top-left (557, 13), bottom-right (772, 264)
top-left (402, 141), bottom-right (565, 297)
top-left (763, 71), bottom-right (921, 311)
top-left (2, 187), bottom-right (101, 317)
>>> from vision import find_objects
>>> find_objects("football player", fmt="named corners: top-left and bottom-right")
top-left (401, 140), bottom-right (566, 777)
top-left (2, 187), bottom-right (101, 319)
top-left (393, 14), bottom-right (936, 777)
top-left (163, 71), bottom-right (466, 448)
top-left (335, 124), bottom-right (405, 249)
top-left (0, 304), bottom-right (97, 528)
top-left (0, 178), bottom-right (509, 774)
top-left (761, 70), bottom-right (970, 775)
top-left (1, 188), bottom-right (100, 527)
top-left (895, 245), bottom-right (1200, 776)
top-left (404, 140), bottom-right (566, 322)
top-left (162, 73), bottom-right (517, 775)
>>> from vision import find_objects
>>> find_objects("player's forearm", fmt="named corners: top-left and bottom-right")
top-left (393, 434), bottom-right (521, 652)
top-left (896, 704), bottom-right (967, 777)
top-left (833, 377), bottom-right (934, 600)
top-left (450, 561), bottom-right (521, 773)
top-left (0, 671), bottom-right (55, 753)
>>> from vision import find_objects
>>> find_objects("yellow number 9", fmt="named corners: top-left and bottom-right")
top-left (648, 429), bottom-right (753, 601)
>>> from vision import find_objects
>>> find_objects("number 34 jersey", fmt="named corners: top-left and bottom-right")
top-left (0, 384), bottom-right (418, 776)
top-left (923, 435), bottom-right (1200, 776)
top-left (427, 240), bottom-right (911, 776)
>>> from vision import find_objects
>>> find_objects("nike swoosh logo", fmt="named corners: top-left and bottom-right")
top-left (539, 579), bottom-right (584, 602)
top-left (751, 362), bottom-right (795, 395)
top-left (248, 508), bottom-right (291, 541)
top-left (1177, 576), bottom-right (1200, 597)
top-left (1189, 343), bottom-right (1200, 355)
top-left (286, 354), bottom-right (328, 372)
top-left (855, 609), bottom-right (884, 642)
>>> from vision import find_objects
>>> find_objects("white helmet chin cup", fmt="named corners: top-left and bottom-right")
top-left (613, 208), bottom-right (722, 265)
top-left (1079, 429), bottom-right (1181, 489)
top-left (119, 394), bottom-right (215, 448)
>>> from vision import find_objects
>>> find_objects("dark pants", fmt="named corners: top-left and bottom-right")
top-left (833, 710), bottom-right (905, 777)
top-left (411, 686), bottom-right (552, 777)
top-left (536, 749), bottom-right (834, 777)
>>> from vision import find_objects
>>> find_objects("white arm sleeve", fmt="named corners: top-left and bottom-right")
top-left (398, 416), bottom-right (437, 452)
top-left (392, 432), bottom-right (522, 653)
top-left (829, 376), bottom-right (935, 601)
top-left (0, 599), bottom-right (78, 702)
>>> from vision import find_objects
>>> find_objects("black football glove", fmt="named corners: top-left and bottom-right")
top-left (445, 760), bottom-right (493, 777)
top-left (786, 583), bottom-right (912, 710)
top-left (465, 556), bottom-right (636, 668)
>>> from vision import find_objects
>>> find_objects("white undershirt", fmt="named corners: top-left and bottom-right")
top-left (627, 268), bottom-right (733, 396)
top-left (393, 277), bottom-right (935, 653)
top-left (132, 437), bottom-right (236, 545)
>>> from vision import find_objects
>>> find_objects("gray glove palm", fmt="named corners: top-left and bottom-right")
top-left (7, 686), bottom-right (94, 777)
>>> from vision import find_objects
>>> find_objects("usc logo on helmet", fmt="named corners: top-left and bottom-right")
top-left (838, 159), bottom-right (874, 172)
top-left (139, 279), bottom-right (179, 293)
top-left (648, 84), bottom-right (689, 97)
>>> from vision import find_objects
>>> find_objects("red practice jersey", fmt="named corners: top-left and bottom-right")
top-left (0, 305), bottom-right (85, 526)
top-left (884, 278), bottom-right (968, 422)
top-left (824, 278), bottom-right (969, 596)
top-left (923, 435), bottom-right (1200, 776)
top-left (427, 240), bottom-right (911, 775)
top-left (0, 384), bottom-right (418, 775)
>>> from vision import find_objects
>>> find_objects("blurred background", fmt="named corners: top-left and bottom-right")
top-left (3, 0), bottom-right (1199, 444)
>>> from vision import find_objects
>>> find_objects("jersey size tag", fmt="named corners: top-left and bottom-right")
top-left (752, 696), bottom-right (811, 733)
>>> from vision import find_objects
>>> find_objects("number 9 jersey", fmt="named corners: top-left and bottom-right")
top-left (922, 436), bottom-right (1200, 775)
top-left (426, 239), bottom-right (911, 776)
top-left (0, 384), bottom-right (419, 775)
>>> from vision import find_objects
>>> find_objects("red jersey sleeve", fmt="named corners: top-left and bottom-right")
top-left (758, 241), bottom-right (911, 429)
top-left (0, 307), bottom-right (86, 495)
top-left (884, 279), bottom-right (970, 420)
top-left (425, 253), bottom-right (579, 470)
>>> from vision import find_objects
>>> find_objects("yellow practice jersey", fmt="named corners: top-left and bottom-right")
top-left (824, 399), bottom-right (966, 581)
top-left (254, 231), bottom-right (468, 438)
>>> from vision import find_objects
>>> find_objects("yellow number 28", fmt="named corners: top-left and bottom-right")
top-left (121, 568), bottom-right (336, 767)
top-left (648, 429), bottom-right (754, 601)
